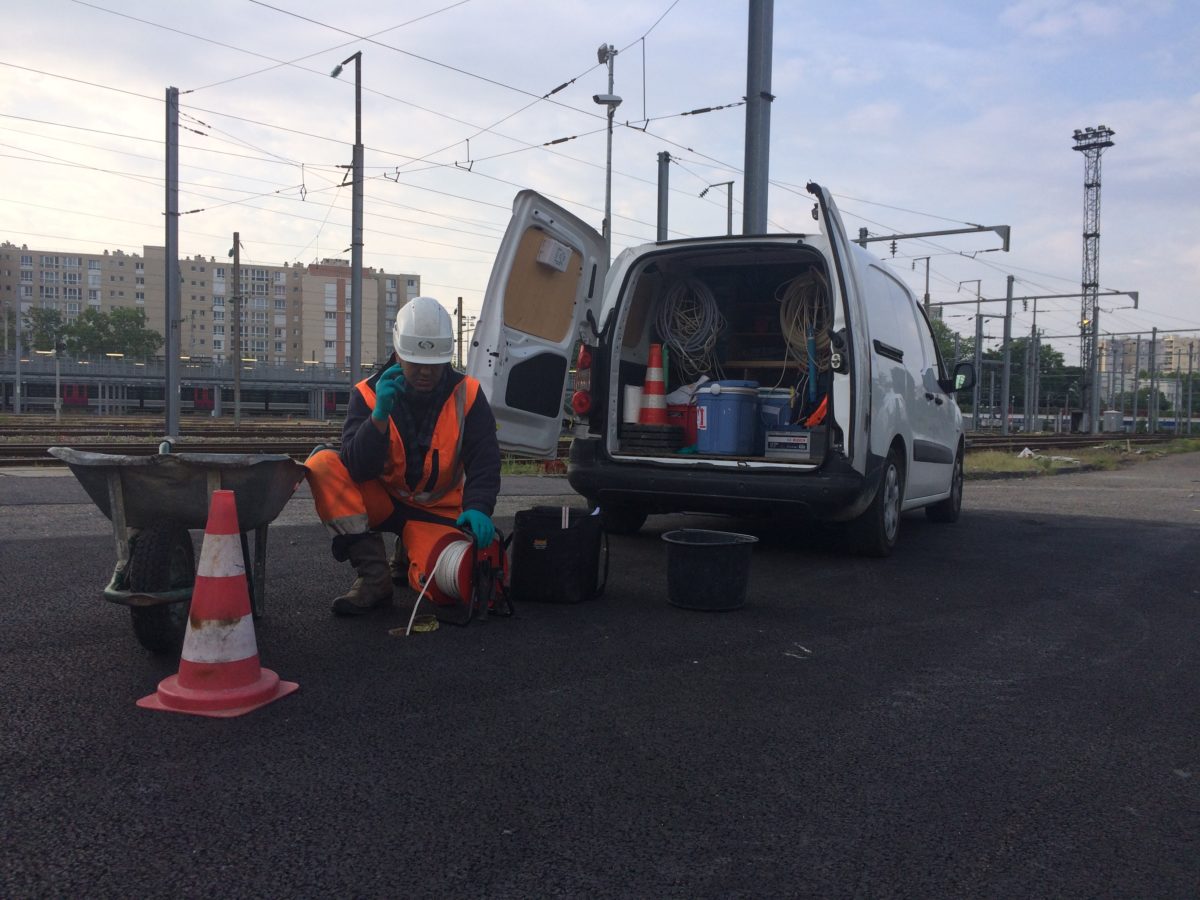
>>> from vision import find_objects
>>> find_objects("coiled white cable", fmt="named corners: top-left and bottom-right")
top-left (776, 270), bottom-right (832, 371)
top-left (655, 277), bottom-right (727, 381)
top-left (404, 538), bottom-right (473, 636)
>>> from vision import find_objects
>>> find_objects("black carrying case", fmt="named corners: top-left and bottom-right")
top-left (509, 506), bottom-right (608, 604)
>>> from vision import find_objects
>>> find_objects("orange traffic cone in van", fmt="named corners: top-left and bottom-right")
top-left (639, 343), bottom-right (668, 426)
top-left (137, 490), bottom-right (298, 718)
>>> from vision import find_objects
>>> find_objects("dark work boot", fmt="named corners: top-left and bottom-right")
top-left (331, 533), bottom-right (393, 616)
top-left (389, 538), bottom-right (410, 585)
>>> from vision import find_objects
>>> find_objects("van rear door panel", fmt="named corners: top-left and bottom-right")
top-left (807, 183), bottom-right (869, 473)
top-left (468, 190), bottom-right (606, 458)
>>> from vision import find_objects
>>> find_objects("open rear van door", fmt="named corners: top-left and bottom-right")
top-left (808, 182), bottom-right (869, 474)
top-left (468, 190), bottom-right (607, 458)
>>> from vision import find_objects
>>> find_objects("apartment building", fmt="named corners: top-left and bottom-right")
top-left (0, 241), bottom-right (420, 369)
top-left (1099, 335), bottom-right (1199, 375)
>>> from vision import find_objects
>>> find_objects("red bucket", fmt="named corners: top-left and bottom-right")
top-left (666, 404), bottom-right (698, 446)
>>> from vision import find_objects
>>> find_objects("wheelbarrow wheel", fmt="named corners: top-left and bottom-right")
top-left (128, 521), bottom-right (196, 654)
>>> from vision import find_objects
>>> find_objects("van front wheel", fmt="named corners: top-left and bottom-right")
top-left (925, 448), bottom-right (963, 523)
top-left (849, 450), bottom-right (903, 557)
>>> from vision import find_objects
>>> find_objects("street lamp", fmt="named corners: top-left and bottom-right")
top-left (331, 51), bottom-right (364, 386)
top-left (700, 181), bottom-right (735, 235)
top-left (594, 43), bottom-right (621, 262)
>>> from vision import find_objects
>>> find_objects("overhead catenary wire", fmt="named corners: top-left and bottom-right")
top-left (14, 22), bottom-right (1180, 348)
top-left (3, 48), bottom-right (715, 242)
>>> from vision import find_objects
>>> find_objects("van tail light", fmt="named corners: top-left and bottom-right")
top-left (571, 390), bottom-right (592, 415)
top-left (571, 344), bottom-right (594, 418)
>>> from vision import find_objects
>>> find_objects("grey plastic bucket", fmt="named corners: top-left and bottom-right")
top-left (662, 529), bottom-right (758, 611)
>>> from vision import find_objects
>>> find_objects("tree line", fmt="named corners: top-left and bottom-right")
top-left (928, 317), bottom-right (1196, 416)
top-left (5, 307), bottom-right (163, 360)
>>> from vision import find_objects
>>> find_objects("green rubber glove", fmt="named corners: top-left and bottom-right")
top-left (371, 363), bottom-right (406, 422)
top-left (456, 509), bottom-right (495, 548)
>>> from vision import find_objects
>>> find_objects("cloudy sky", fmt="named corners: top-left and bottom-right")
top-left (4, 0), bottom-right (1198, 364)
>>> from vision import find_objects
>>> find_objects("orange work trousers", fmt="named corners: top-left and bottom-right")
top-left (306, 448), bottom-right (463, 593)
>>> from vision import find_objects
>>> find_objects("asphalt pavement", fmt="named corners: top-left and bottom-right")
top-left (1, 457), bottom-right (1197, 898)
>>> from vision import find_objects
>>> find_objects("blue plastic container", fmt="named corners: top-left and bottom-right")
top-left (695, 380), bottom-right (759, 455)
top-left (756, 388), bottom-right (793, 454)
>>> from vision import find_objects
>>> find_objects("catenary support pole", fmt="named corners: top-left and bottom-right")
top-left (1188, 344), bottom-right (1194, 435)
top-left (1030, 299), bottom-right (1040, 431)
top-left (165, 86), bottom-right (181, 439)
top-left (53, 349), bottom-right (61, 424)
top-left (1001, 275), bottom-right (1013, 435)
top-left (1089, 303), bottom-right (1102, 433)
top-left (232, 232), bottom-right (241, 426)
top-left (656, 152), bottom-right (670, 241)
top-left (724, 181), bottom-right (734, 236)
top-left (600, 43), bottom-right (618, 262)
top-left (350, 55), bottom-right (364, 383)
top-left (457, 296), bottom-right (464, 368)
top-left (13, 288), bottom-right (21, 415)
top-left (1175, 355), bottom-right (1182, 435)
top-left (742, 0), bottom-right (773, 234)
top-left (971, 285), bottom-right (983, 430)
top-left (920, 257), bottom-right (931, 315)
top-left (1132, 335), bottom-right (1140, 432)
top-left (1149, 327), bottom-right (1158, 432)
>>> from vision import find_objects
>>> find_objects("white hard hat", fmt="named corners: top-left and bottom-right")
top-left (393, 296), bottom-right (454, 365)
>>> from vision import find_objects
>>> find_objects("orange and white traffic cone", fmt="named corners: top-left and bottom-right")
top-left (137, 490), bottom-right (298, 718)
top-left (639, 343), bottom-right (668, 426)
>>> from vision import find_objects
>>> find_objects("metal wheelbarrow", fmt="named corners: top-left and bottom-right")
top-left (49, 444), bottom-right (308, 654)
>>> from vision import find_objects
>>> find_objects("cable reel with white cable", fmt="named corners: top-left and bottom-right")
top-left (775, 269), bottom-right (833, 416)
top-left (654, 276), bottom-right (727, 383)
top-left (404, 530), bottom-right (511, 633)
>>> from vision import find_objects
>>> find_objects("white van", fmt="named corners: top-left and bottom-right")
top-left (468, 184), bottom-right (976, 555)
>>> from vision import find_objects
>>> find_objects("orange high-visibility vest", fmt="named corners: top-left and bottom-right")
top-left (355, 375), bottom-right (483, 509)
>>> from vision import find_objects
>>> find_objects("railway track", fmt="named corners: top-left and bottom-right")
top-left (966, 432), bottom-right (1174, 452)
top-left (0, 441), bottom-right (324, 467)
top-left (0, 429), bottom-right (1177, 468)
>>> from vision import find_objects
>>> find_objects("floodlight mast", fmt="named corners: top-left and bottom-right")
top-left (1073, 124), bottom-right (1115, 434)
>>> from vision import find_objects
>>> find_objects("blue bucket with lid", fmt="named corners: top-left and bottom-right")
top-left (695, 380), bottom-right (758, 455)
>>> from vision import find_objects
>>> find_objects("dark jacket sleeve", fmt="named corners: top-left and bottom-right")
top-left (459, 388), bottom-right (502, 517)
top-left (339, 388), bottom-right (391, 483)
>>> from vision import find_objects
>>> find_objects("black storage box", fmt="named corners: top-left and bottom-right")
top-left (509, 506), bottom-right (606, 604)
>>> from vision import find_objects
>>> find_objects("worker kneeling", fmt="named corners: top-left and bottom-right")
top-left (306, 296), bottom-right (502, 616)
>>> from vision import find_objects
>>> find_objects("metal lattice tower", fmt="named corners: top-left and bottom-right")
top-left (1072, 125), bottom-right (1115, 432)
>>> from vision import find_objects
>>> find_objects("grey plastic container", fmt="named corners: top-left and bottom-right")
top-left (662, 529), bottom-right (758, 611)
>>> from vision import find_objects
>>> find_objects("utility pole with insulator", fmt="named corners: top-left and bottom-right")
top-left (1072, 124), bottom-right (1115, 434)
top-left (232, 232), bottom-right (242, 426)
top-left (456, 296), bottom-right (464, 368)
top-left (165, 85), bottom-right (181, 438)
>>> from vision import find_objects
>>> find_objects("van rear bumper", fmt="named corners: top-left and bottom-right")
top-left (566, 436), bottom-right (881, 521)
